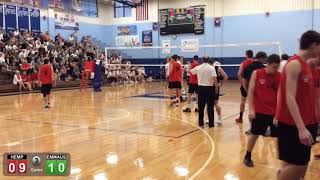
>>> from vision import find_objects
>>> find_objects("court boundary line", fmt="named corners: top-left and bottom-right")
top-left (79, 106), bottom-right (215, 180)
top-left (0, 106), bottom-right (215, 179)
top-left (0, 110), bottom-right (200, 139)
top-left (0, 108), bottom-right (131, 147)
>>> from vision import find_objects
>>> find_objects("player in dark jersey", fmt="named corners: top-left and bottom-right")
top-left (235, 50), bottom-right (254, 123)
top-left (39, 58), bottom-right (54, 108)
top-left (183, 55), bottom-right (200, 112)
top-left (243, 54), bottom-right (281, 167)
top-left (276, 30), bottom-right (320, 180)
top-left (168, 55), bottom-right (183, 106)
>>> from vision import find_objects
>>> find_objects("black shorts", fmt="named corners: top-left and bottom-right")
top-left (251, 113), bottom-right (277, 136)
top-left (240, 86), bottom-right (247, 98)
top-left (215, 87), bottom-right (220, 101)
top-left (41, 84), bottom-right (52, 95)
top-left (168, 81), bottom-right (182, 89)
top-left (188, 84), bottom-right (198, 94)
top-left (278, 122), bottom-right (318, 165)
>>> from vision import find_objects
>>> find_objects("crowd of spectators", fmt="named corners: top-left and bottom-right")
top-left (0, 27), bottom-right (104, 91)
top-left (104, 54), bottom-right (150, 85)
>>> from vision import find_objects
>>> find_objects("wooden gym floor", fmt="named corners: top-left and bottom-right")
top-left (0, 81), bottom-right (319, 180)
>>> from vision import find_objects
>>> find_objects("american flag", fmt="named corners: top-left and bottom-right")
top-left (136, 0), bottom-right (148, 21)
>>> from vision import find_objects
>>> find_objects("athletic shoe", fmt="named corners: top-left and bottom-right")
top-left (183, 108), bottom-right (191, 113)
top-left (245, 129), bottom-right (251, 135)
top-left (264, 129), bottom-right (271, 137)
top-left (235, 118), bottom-right (243, 123)
top-left (244, 157), bottom-right (254, 167)
top-left (216, 119), bottom-right (223, 125)
top-left (195, 108), bottom-right (198, 112)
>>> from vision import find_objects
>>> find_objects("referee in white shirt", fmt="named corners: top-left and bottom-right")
top-left (190, 56), bottom-right (218, 127)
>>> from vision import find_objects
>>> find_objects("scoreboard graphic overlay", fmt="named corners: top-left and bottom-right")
top-left (3, 153), bottom-right (71, 176)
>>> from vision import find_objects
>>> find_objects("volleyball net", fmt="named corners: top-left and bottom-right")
top-left (104, 42), bottom-right (282, 80)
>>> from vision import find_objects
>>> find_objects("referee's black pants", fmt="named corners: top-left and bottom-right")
top-left (198, 86), bottom-right (215, 127)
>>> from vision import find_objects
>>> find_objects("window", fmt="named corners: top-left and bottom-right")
top-left (114, 1), bottom-right (132, 18)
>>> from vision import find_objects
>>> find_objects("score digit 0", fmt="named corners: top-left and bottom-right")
top-left (5, 154), bottom-right (28, 176)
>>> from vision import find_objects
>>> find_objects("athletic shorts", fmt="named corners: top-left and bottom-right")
top-left (251, 113), bottom-right (277, 137)
top-left (168, 81), bottom-right (182, 89)
top-left (240, 86), bottom-right (247, 98)
top-left (215, 87), bottom-right (220, 101)
top-left (41, 84), bottom-right (52, 95)
top-left (278, 122), bottom-right (318, 165)
top-left (188, 84), bottom-right (198, 94)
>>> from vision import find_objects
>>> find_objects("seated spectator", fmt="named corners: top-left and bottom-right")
top-left (13, 70), bottom-right (26, 91)
top-left (13, 28), bottom-right (20, 37)
top-left (21, 71), bottom-right (33, 91)
top-left (44, 31), bottom-right (51, 42)
top-left (0, 52), bottom-right (8, 71)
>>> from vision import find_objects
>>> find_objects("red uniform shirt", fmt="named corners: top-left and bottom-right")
top-left (240, 58), bottom-right (254, 84)
top-left (84, 61), bottom-right (95, 72)
top-left (276, 55), bottom-right (316, 125)
top-left (189, 62), bottom-right (199, 85)
top-left (253, 68), bottom-right (280, 115)
top-left (21, 63), bottom-right (31, 70)
top-left (21, 75), bottom-right (28, 82)
top-left (242, 58), bottom-right (254, 71)
top-left (39, 64), bottom-right (53, 84)
top-left (169, 62), bottom-right (182, 82)
top-left (312, 68), bottom-right (320, 89)
top-left (32, 73), bottom-right (38, 81)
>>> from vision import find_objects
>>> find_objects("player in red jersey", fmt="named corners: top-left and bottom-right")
top-left (168, 55), bottom-right (183, 106)
top-left (39, 58), bottom-right (54, 108)
top-left (276, 31), bottom-right (320, 180)
top-left (183, 55), bottom-right (200, 112)
top-left (307, 54), bottom-right (320, 159)
top-left (243, 54), bottom-right (281, 167)
top-left (235, 50), bottom-right (254, 123)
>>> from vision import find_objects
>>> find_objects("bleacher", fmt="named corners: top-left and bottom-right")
top-left (0, 72), bottom-right (90, 94)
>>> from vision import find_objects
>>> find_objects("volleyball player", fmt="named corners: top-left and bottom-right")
top-left (213, 59), bottom-right (228, 124)
top-left (278, 54), bottom-right (289, 73)
top-left (276, 30), bottom-right (320, 180)
top-left (307, 54), bottom-right (320, 159)
top-left (235, 50), bottom-right (254, 123)
top-left (243, 54), bottom-right (281, 167)
top-left (168, 55), bottom-right (183, 106)
top-left (183, 55), bottom-right (199, 112)
top-left (39, 58), bottom-right (54, 108)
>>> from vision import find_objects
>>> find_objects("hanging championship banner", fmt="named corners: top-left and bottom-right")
top-left (0, 4), bottom-right (3, 29)
top-left (162, 39), bottom-right (171, 54)
top-left (115, 35), bottom-right (140, 47)
top-left (181, 39), bottom-right (199, 52)
top-left (142, 30), bottom-right (152, 46)
top-left (5, 5), bottom-right (17, 34)
top-left (54, 12), bottom-right (79, 31)
top-left (18, 7), bottom-right (29, 32)
top-left (30, 8), bottom-right (40, 35)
